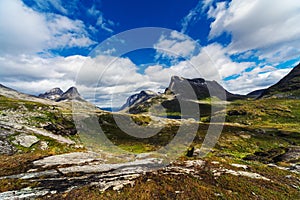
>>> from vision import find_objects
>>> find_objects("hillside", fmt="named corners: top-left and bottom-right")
top-left (0, 80), bottom-right (299, 199)
top-left (264, 63), bottom-right (300, 98)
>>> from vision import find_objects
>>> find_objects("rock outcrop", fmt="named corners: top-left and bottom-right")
top-left (166, 76), bottom-right (245, 101)
top-left (38, 88), bottom-right (63, 101)
top-left (120, 90), bottom-right (158, 111)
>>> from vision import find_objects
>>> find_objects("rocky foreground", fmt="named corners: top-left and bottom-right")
top-left (1, 149), bottom-right (299, 199)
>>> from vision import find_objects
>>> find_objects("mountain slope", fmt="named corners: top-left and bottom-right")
top-left (166, 76), bottom-right (245, 101)
top-left (263, 63), bottom-right (300, 98)
top-left (0, 84), bottom-right (55, 105)
top-left (120, 90), bottom-right (158, 111)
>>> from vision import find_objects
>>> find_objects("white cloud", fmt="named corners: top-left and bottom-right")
top-left (46, 14), bottom-right (96, 48)
top-left (29, 0), bottom-right (68, 14)
top-left (224, 66), bottom-right (292, 94)
top-left (207, 0), bottom-right (300, 62)
top-left (180, 1), bottom-right (208, 33)
top-left (0, 0), bottom-right (95, 55)
top-left (0, 0), bottom-right (49, 54)
top-left (191, 43), bottom-right (253, 78)
top-left (154, 31), bottom-right (198, 59)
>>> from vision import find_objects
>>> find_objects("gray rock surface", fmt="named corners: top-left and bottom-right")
top-left (0, 140), bottom-right (14, 155)
top-left (12, 133), bottom-right (40, 148)
top-left (33, 152), bottom-right (102, 167)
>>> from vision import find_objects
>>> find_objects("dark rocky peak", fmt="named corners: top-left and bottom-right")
top-left (57, 87), bottom-right (83, 101)
top-left (166, 76), bottom-right (244, 101)
top-left (39, 88), bottom-right (63, 101)
top-left (120, 90), bottom-right (157, 110)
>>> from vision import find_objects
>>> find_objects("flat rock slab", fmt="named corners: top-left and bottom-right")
top-left (58, 158), bottom-right (163, 174)
top-left (33, 152), bottom-right (103, 168)
top-left (12, 133), bottom-right (40, 148)
top-left (0, 187), bottom-right (51, 200)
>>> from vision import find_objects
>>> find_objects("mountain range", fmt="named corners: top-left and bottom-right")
top-left (0, 62), bottom-right (299, 112)
top-left (121, 63), bottom-right (300, 114)
top-left (39, 87), bottom-right (84, 102)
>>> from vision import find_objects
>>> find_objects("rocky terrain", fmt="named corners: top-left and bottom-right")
top-left (0, 63), bottom-right (300, 199)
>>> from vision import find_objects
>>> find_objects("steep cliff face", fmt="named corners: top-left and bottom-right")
top-left (165, 76), bottom-right (245, 101)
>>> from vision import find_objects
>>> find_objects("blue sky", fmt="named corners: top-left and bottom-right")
top-left (0, 0), bottom-right (300, 107)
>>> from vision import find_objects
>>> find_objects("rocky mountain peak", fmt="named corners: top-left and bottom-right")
top-left (57, 87), bottom-right (83, 101)
top-left (166, 76), bottom-right (244, 101)
top-left (38, 86), bottom-right (84, 102)
top-left (39, 88), bottom-right (63, 101)
top-left (120, 90), bottom-right (158, 111)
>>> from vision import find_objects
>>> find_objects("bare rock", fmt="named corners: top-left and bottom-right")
top-left (12, 134), bottom-right (40, 148)
top-left (33, 152), bottom-right (102, 168)
top-left (0, 140), bottom-right (14, 155)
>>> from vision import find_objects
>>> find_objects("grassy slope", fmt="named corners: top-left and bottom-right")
top-left (1, 95), bottom-right (300, 199)
top-left (44, 98), bottom-right (300, 199)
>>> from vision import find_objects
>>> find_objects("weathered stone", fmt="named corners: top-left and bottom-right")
top-left (39, 141), bottom-right (48, 150)
top-left (230, 163), bottom-right (248, 170)
top-left (0, 187), bottom-right (50, 200)
top-left (12, 133), bottom-right (40, 148)
top-left (0, 140), bottom-right (14, 155)
top-left (33, 152), bottom-right (102, 168)
top-left (224, 169), bottom-right (270, 181)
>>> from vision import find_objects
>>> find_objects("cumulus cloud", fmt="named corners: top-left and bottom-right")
top-left (207, 0), bottom-right (300, 62)
top-left (154, 31), bottom-right (198, 59)
top-left (224, 66), bottom-right (293, 94)
top-left (0, 0), bottom-right (95, 55)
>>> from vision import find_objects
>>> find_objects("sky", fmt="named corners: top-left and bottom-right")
top-left (0, 0), bottom-right (300, 107)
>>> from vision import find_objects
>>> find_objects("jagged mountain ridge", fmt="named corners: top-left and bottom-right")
top-left (38, 88), bottom-right (63, 101)
top-left (39, 86), bottom-right (84, 102)
top-left (120, 90), bottom-right (158, 111)
top-left (120, 76), bottom-right (245, 114)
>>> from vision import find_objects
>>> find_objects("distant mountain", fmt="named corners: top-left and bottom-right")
top-left (0, 84), bottom-right (55, 105)
top-left (246, 63), bottom-right (300, 99)
top-left (38, 88), bottom-right (63, 101)
top-left (57, 87), bottom-right (84, 102)
top-left (120, 90), bottom-right (158, 111)
top-left (166, 76), bottom-right (245, 101)
top-left (247, 89), bottom-right (266, 99)
top-left (120, 76), bottom-right (243, 116)
top-left (39, 87), bottom-right (84, 102)
top-left (263, 63), bottom-right (300, 98)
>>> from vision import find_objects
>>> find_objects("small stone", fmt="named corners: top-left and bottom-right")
top-left (240, 134), bottom-right (251, 139)
top-left (230, 163), bottom-right (248, 170)
top-left (39, 141), bottom-right (48, 150)
top-left (12, 134), bottom-right (40, 148)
